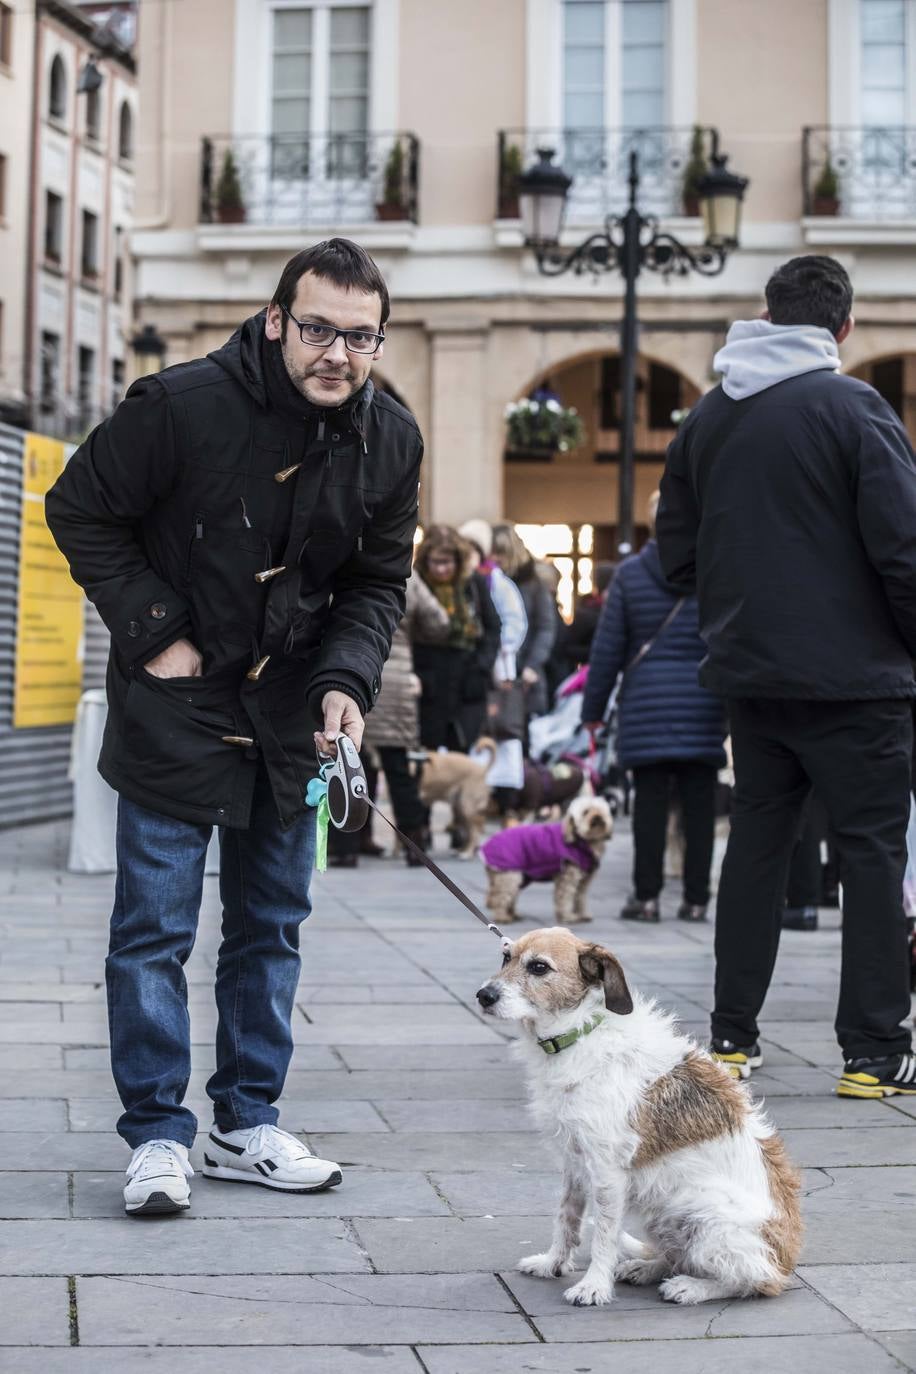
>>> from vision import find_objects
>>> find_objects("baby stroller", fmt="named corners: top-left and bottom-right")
top-left (528, 666), bottom-right (630, 814)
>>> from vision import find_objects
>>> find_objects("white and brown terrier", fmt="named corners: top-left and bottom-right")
top-left (476, 928), bottom-right (802, 1307)
top-left (480, 795), bottom-right (613, 925)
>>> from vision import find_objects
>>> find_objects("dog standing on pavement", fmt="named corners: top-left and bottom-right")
top-left (418, 737), bottom-right (497, 859)
top-left (476, 928), bottom-right (802, 1307)
top-left (480, 795), bottom-right (613, 925)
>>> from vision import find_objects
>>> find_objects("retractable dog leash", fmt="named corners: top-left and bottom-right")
top-left (306, 739), bottom-right (504, 940)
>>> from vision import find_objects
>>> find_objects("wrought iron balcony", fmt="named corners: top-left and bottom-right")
top-left (497, 127), bottom-right (718, 225)
top-left (200, 132), bottom-right (420, 228)
top-left (803, 126), bottom-right (916, 219)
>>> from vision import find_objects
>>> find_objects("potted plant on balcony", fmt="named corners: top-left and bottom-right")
top-left (376, 140), bottom-right (408, 221)
top-left (681, 126), bottom-right (707, 217)
top-left (215, 149), bottom-right (246, 224)
top-left (498, 141), bottom-right (524, 219)
top-left (504, 392), bottom-right (585, 462)
top-left (811, 158), bottom-right (840, 216)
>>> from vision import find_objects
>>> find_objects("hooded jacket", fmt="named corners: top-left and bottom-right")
top-left (45, 311), bottom-right (423, 828)
top-left (581, 541), bottom-right (726, 769)
top-left (656, 320), bottom-right (916, 701)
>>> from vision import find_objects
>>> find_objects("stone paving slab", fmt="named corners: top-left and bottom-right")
top-left (0, 1099), bottom-right (68, 1131)
top-left (0, 1276), bottom-right (71, 1346)
top-left (75, 1273), bottom-right (532, 1345)
top-left (418, 1333), bottom-right (909, 1374)
top-left (875, 1332), bottom-right (916, 1368)
top-left (354, 1217), bottom-right (554, 1272)
top-left (0, 1171), bottom-right (69, 1219)
top-left (374, 1098), bottom-right (532, 1133)
top-left (0, 1350), bottom-right (421, 1373)
top-left (73, 1167), bottom-right (450, 1219)
top-left (782, 1125), bottom-right (916, 1166)
top-left (309, 1132), bottom-right (555, 1171)
top-left (429, 1170), bottom-right (559, 1216)
top-left (799, 1263), bottom-right (916, 1331)
top-left (502, 1271), bottom-right (855, 1342)
top-left (0, 1218), bottom-right (369, 1276)
top-left (67, 1097), bottom-right (389, 1134)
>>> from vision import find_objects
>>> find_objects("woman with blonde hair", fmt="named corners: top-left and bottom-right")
top-left (582, 491), bottom-right (726, 922)
top-left (491, 524), bottom-right (558, 720)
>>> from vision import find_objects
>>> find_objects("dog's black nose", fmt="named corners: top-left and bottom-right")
top-left (477, 984), bottom-right (500, 1008)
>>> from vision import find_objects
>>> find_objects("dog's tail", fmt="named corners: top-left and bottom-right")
top-left (758, 1134), bottom-right (804, 1293)
top-left (470, 736), bottom-right (498, 770)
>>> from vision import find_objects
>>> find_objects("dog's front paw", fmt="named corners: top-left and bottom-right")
top-left (615, 1257), bottom-right (661, 1286)
top-left (517, 1252), bottom-right (575, 1279)
top-left (563, 1276), bottom-right (614, 1307)
top-left (659, 1275), bottom-right (710, 1305)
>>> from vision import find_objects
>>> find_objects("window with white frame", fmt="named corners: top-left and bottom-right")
top-left (851, 0), bottom-right (916, 211)
top-left (270, 4), bottom-right (370, 161)
top-left (562, 0), bottom-right (668, 131)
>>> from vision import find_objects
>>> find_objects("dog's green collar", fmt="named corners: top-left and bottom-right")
top-left (537, 1013), bottom-right (605, 1055)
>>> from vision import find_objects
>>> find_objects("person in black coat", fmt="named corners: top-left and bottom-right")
top-left (492, 524), bottom-right (558, 720)
top-left (44, 239), bottom-right (421, 1208)
top-left (582, 494), bottom-right (726, 923)
top-left (412, 524), bottom-right (500, 751)
top-left (657, 254), bottom-right (916, 1097)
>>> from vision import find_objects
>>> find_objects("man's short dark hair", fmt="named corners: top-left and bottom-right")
top-left (764, 255), bottom-right (853, 337)
top-left (270, 238), bottom-right (390, 341)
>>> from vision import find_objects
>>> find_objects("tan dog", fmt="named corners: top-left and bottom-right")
top-left (476, 928), bottom-right (802, 1307)
top-left (481, 795), bottom-right (613, 925)
top-left (418, 737), bottom-right (497, 859)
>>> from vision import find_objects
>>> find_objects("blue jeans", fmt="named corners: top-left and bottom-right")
top-left (106, 768), bottom-right (315, 1147)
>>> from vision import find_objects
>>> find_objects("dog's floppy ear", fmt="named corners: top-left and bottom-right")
top-left (578, 943), bottom-right (633, 1015)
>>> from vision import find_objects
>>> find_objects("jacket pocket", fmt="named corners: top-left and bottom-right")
top-left (186, 517), bottom-right (273, 647)
top-left (119, 674), bottom-right (241, 814)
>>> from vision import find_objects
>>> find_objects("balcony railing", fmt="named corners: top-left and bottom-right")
top-left (803, 126), bottom-right (916, 219)
top-left (200, 132), bottom-right (420, 228)
top-left (497, 127), bottom-right (718, 225)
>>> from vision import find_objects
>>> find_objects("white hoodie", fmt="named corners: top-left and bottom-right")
top-left (713, 319), bottom-right (841, 401)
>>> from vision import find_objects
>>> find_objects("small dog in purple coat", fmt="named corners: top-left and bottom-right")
top-left (481, 796), bottom-right (614, 925)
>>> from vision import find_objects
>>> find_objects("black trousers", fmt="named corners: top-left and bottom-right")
top-left (329, 746), bottom-right (426, 857)
top-left (785, 796), bottom-right (824, 908)
top-left (632, 761), bottom-right (718, 906)
top-left (713, 699), bottom-right (913, 1061)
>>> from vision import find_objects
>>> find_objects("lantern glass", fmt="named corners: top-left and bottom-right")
top-left (520, 189), bottom-right (566, 247)
top-left (701, 190), bottom-right (742, 248)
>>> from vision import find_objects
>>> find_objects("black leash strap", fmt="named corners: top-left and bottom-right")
top-left (363, 796), bottom-right (504, 940)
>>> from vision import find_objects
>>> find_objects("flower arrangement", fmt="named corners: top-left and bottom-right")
top-left (505, 395), bottom-right (585, 456)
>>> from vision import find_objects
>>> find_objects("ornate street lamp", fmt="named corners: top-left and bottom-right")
top-left (130, 323), bottom-right (168, 373)
top-left (519, 136), bottom-right (749, 555)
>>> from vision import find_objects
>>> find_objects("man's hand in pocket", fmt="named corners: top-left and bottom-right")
top-left (144, 638), bottom-right (203, 680)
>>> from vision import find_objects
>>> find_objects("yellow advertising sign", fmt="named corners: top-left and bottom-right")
top-left (13, 433), bottom-right (84, 728)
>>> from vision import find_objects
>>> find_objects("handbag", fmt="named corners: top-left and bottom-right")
top-left (486, 679), bottom-right (527, 741)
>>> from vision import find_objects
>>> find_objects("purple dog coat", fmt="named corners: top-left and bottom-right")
top-left (481, 822), bottom-right (597, 883)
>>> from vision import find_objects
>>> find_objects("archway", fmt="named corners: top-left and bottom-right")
top-left (503, 351), bottom-right (701, 618)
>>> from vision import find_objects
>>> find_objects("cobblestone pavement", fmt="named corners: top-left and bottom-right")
top-left (0, 810), bottom-right (914, 1373)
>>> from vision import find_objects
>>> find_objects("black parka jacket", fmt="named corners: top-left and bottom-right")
top-left (46, 312), bottom-right (423, 828)
top-left (656, 370), bottom-right (916, 701)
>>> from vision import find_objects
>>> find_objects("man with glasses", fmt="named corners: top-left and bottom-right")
top-left (46, 238), bottom-right (422, 1215)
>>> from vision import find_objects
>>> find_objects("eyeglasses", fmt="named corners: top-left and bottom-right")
top-left (281, 305), bottom-right (385, 355)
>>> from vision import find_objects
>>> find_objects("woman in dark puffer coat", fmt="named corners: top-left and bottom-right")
top-left (582, 492), bottom-right (727, 924)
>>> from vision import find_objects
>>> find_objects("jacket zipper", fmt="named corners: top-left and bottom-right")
top-left (186, 513), bottom-right (204, 581)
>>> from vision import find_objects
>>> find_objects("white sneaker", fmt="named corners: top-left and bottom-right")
top-left (202, 1124), bottom-right (342, 1193)
top-left (124, 1139), bottom-right (193, 1216)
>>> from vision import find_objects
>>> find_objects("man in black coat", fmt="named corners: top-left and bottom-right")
top-left (657, 254), bottom-right (916, 1100)
top-left (46, 239), bottom-right (423, 1212)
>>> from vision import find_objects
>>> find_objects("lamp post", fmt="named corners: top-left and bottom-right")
top-left (519, 137), bottom-right (749, 556)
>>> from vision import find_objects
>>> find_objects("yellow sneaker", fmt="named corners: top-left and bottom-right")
top-left (837, 1052), bottom-right (916, 1098)
top-left (710, 1039), bottom-right (763, 1081)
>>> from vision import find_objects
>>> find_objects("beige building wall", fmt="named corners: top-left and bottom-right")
top-left (135, 0), bottom-right (235, 230)
top-left (0, 4), bottom-right (36, 417)
top-left (697, 0), bottom-right (829, 224)
top-left (398, 0), bottom-right (526, 227)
